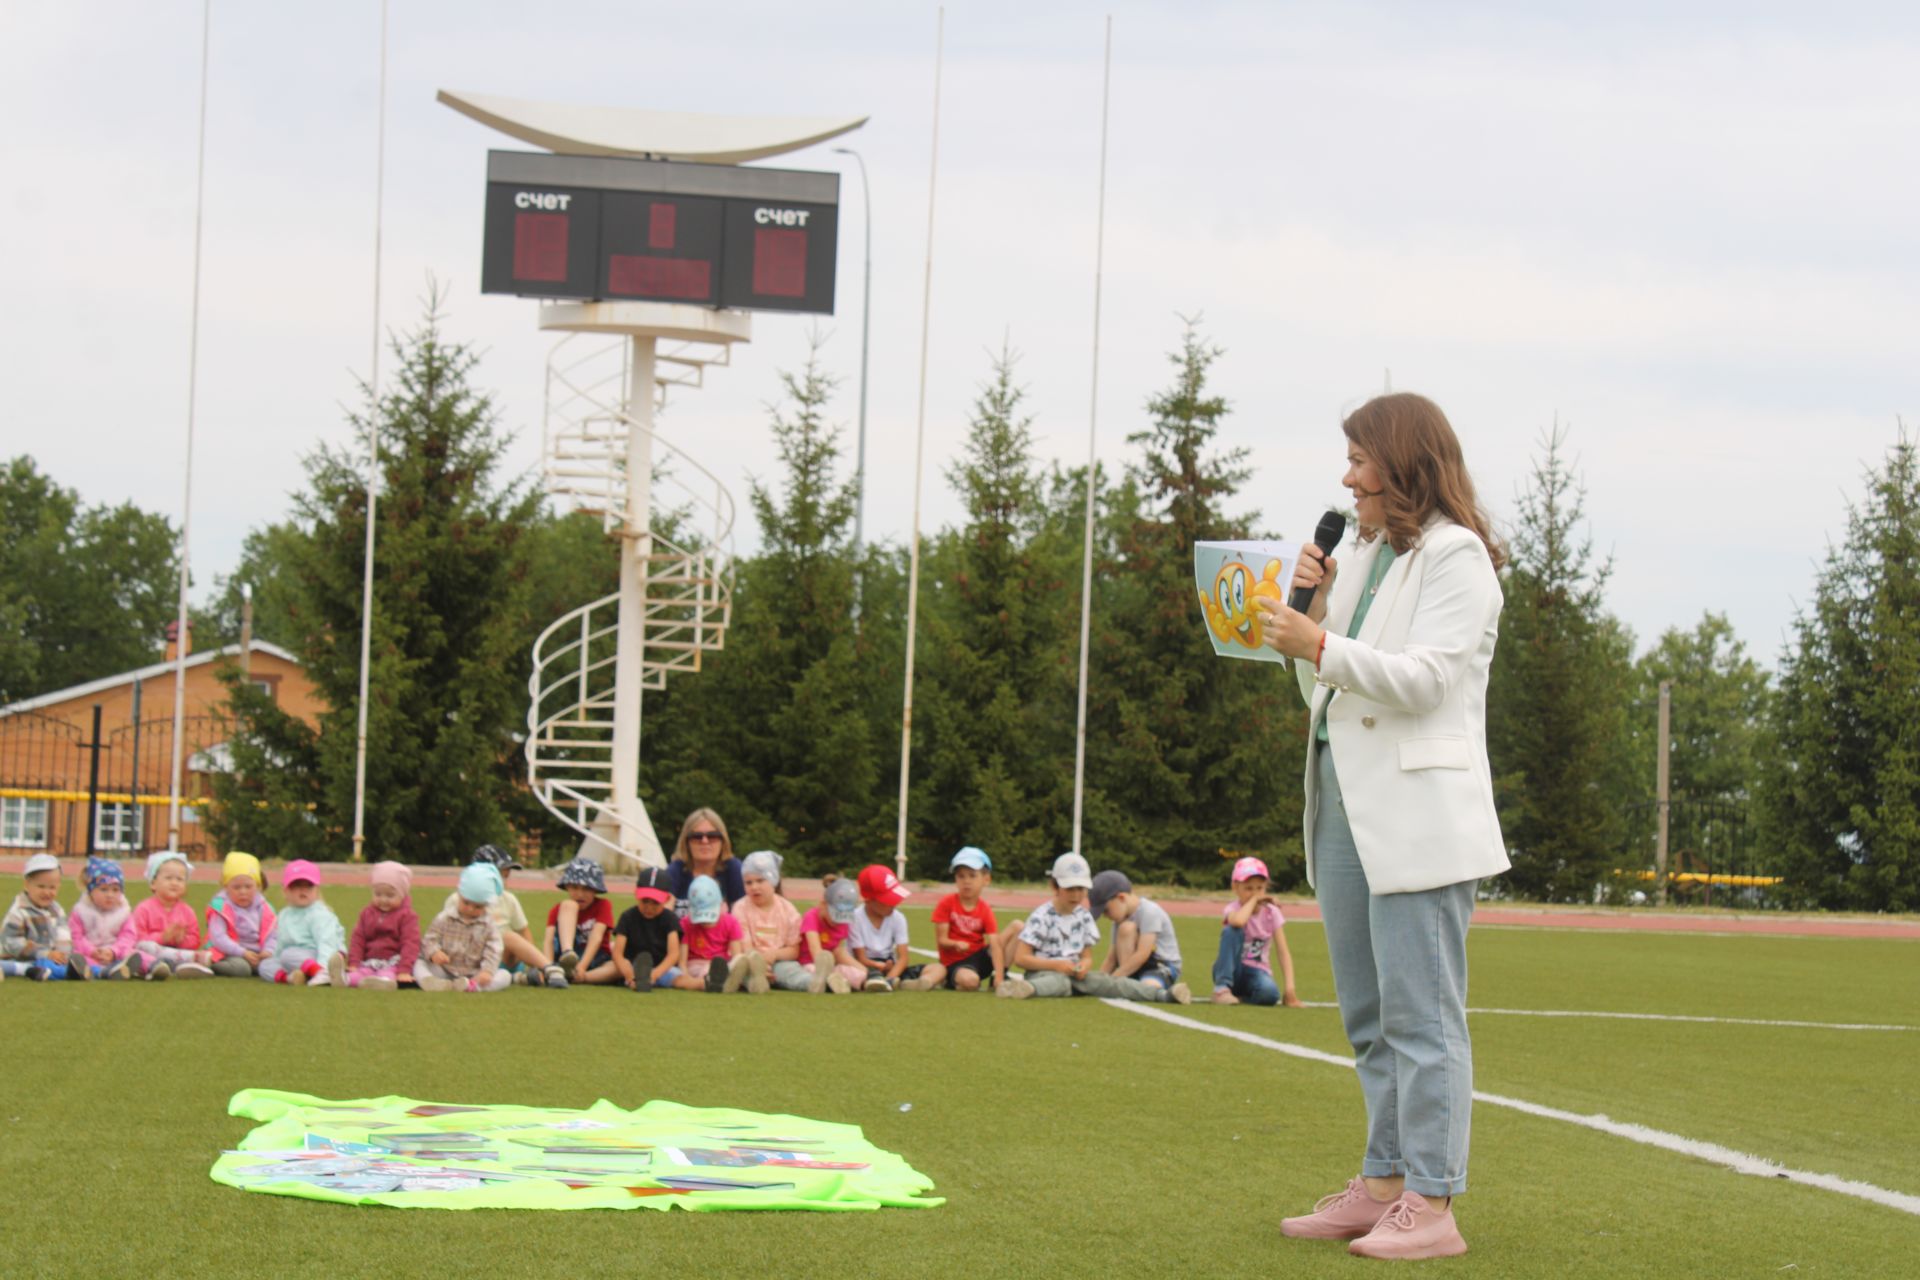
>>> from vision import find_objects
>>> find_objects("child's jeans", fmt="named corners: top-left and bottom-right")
top-left (211, 954), bottom-right (260, 978)
top-left (772, 958), bottom-right (865, 991)
top-left (1212, 926), bottom-right (1281, 1005)
top-left (1, 955), bottom-right (72, 979)
top-left (413, 959), bottom-right (511, 992)
top-left (347, 957), bottom-right (404, 987)
top-left (261, 946), bottom-right (329, 984)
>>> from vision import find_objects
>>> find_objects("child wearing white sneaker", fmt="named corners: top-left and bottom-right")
top-left (777, 876), bottom-right (864, 994)
top-left (416, 863), bottom-right (510, 993)
top-left (544, 858), bottom-right (616, 988)
top-left (729, 851), bottom-right (799, 995)
top-left (1086, 869), bottom-right (1192, 1005)
top-left (998, 853), bottom-right (1101, 1000)
top-left (69, 857), bottom-right (133, 979)
top-left (848, 864), bottom-right (911, 992)
top-left (905, 846), bottom-right (1003, 992)
top-left (123, 851), bottom-right (215, 979)
top-left (259, 860), bottom-right (347, 987)
top-left (1, 854), bottom-right (80, 980)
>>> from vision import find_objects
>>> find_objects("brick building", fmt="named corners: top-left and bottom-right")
top-left (0, 631), bottom-right (321, 860)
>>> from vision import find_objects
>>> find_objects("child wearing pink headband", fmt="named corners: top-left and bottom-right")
top-left (260, 860), bottom-right (347, 987)
top-left (345, 861), bottom-right (420, 990)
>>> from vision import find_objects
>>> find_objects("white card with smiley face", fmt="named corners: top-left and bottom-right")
top-left (1194, 540), bottom-right (1300, 663)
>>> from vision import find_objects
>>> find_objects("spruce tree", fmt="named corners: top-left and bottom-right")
top-left (210, 300), bottom-right (538, 861)
top-left (1486, 426), bottom-right (1635, 901)
top-left (1084, 318), bottom-right (1301, 883)
top-left (1758, 429), bottom-right (1920, 910)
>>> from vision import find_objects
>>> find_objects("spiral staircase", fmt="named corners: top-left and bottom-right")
top-left (525, 328), bottom-right (740, 869)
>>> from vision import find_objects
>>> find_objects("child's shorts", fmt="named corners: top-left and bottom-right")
top-left (942, 949), bottom-right (995, 987)
top-left (683, 958), bottom-right (712, 981)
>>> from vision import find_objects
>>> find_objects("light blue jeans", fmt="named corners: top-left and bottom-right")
top-left (1313, 745), bottom-right (1477, 1197)
top-left (1211, 926), bottom-right (1280, 1005)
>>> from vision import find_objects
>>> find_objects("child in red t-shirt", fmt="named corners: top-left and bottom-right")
top-left (544, 858), bottom-right (617, 987)
top-left (906, 846), bottom-right (1003, 991)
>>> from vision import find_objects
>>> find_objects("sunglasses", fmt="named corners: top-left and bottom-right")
top-left (688, 831), bottom-right (723, 843)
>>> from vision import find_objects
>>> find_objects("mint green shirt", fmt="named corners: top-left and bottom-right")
top-left (1313, 544), bottom-right (1398, 743)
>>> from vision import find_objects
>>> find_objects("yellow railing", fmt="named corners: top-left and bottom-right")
top-left (1615, 868), bottom-right (1784, 888)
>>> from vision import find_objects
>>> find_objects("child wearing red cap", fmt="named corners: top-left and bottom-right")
top-left (849, 865), bottom-right (912, 992)
top-left (261, 859), bottom-right (347, 987)
top-left (1212, 856), bottom-right (1303, 1007)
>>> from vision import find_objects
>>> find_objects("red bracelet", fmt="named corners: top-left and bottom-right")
top-left (1314, 631), bottom-right (1328, 669)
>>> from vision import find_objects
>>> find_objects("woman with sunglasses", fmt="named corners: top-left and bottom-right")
top-left (666, 808), bottom-right (747, 913)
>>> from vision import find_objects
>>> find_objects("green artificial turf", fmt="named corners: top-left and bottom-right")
top-left (2, 881), bottom-right (1916, 1277)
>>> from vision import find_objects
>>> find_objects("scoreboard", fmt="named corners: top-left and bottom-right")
top-left (480, 151), bottom-right (839, 315)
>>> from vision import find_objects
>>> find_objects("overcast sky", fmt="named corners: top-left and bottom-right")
top-left (4, 1), bottom-right (1915, 663)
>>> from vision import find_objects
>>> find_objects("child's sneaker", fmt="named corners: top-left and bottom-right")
top-left (26, 963), bottom-right (50, 981)
top-left (903, 971), bottom-right (940, 991)
top-left (721, 957), bottom-right (750, 994)
top-left (1281, 1178), bottom-right (1398, 1240)
top-left (863, 974), bottom-right (894, 992)
top-left (631, 953), bottom-right (654, 993)
top-left (326, 954), bottom-right (347, 988)
top-left (997, 975), bottom-right (1035, 999)
top-left (107, 956), bottom-right (134, 980)
top-left (808, 958), bottom-right (832, 994)
top-left (175, 961), bottom-right (214, 979)
top-left (286, 967), bottom-right (307, 986)
top-left (558, 950), bottom-right (580, 976)
top-left (1168, 982), bottom-right (1193, 1005)
top-left (361, 976), bottom-right (399, 991)
top-left (544, 965), bottom-right (569, 990)
top-left (705, 958), bottom-right (731, 993)
top-left (1211, 987), bottom-right (1240, 1005)
top-left (69, 957), bottom-right (93, 981)
top-left (744, 953), bottom-right (770, 995)
top-left (825, 970), bottom-right (851, 995)
top-left (417, 975), bottom-right (456, 992)
top-left (146, 960), bottom-right (172, 981)
top-left (1347, 1192), bottom-right (1468, 1260)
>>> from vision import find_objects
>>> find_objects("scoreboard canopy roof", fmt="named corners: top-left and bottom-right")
top-left (438, 89), bottom-right (867, 164)
top-left (481, 151), bottom-right (839, 316)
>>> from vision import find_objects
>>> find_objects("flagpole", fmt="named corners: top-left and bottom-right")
top-left (1070, 16), bottom-right (1114, 856)
top-left (165, 0), bottom-right (214, 850)
top-left (894, 6), bottom-right (945, 880)
top-left (349, 0), bottom-right (390, 861)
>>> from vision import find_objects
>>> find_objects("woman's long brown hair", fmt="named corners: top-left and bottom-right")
top-left (1342, 393), bottom-right (1506, 570)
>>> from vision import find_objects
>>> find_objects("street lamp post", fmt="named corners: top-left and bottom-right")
top-left (832, 145), bottom-right (872, 614)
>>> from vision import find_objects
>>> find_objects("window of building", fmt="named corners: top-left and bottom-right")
top-left (1, 797), bottom-right (49, 848)
top-left (95, 801), bottom-right (141, 851)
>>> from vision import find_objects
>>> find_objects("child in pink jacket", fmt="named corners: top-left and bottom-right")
top-left (119, 851), bottom-right (213, 979)
top-left (70, 856), bottom-right (134, 979)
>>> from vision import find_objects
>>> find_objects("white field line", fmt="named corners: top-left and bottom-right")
top-left (1104, 1000), bottom-right (1920, 1218)
top-left (1293, 1001), bottom-right (1916, 1033)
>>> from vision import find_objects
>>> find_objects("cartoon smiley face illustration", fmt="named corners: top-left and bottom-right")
top-left (1200, 558), bottom-right (1287, 649)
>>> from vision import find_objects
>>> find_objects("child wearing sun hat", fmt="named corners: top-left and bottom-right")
top-left (259, 859), bottom-right (347, 987)
top-left (1, 853), bottom-right (78, 980)
top-left (346, 860), bottom-right (420, 990)
top-left (417, 862), bottom-right (510, 993)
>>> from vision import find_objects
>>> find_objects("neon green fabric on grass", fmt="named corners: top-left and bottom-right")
top-left (211, 1089), bottom-right (943, 1212)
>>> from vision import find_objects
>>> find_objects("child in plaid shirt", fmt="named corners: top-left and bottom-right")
top-left (416, 864), bottom-right (509, 993)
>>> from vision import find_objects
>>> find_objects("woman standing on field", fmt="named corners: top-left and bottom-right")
top-left (1255, 393), bottom-right (1510, 1261)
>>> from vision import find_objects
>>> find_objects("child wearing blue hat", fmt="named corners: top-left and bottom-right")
top-left (416, 863), bottom-right (510, 993)
top-left (906, 846), bottom-right (1004, 992)
top-left (670, 875), bottom-right (744, 992)
top-left (2, 854), bottom-right (80, 980)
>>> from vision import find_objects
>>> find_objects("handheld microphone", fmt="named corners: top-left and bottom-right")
top-left (1288, 510), bottom-right (1348, 614)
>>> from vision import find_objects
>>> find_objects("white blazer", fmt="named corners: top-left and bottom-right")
top-left (1291, 515), bottom-right (1510, 895)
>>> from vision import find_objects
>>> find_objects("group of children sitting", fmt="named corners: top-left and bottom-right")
top-left (1, 843), bottom-right (1305, 1007)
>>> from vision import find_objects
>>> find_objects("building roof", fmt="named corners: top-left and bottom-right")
top-left (0, 641), bottom-right (302, 717)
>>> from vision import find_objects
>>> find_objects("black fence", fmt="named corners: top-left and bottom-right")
top-left (0, 706), bottom-right (229, 859)
top-left (1614, 797), bottom-right (1780, 908)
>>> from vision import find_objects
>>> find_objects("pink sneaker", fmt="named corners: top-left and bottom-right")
top-left (1348, 1191), bottom-right (1468, 1260)
top-left (1280, 1178), bottom-right (1397, 1239)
